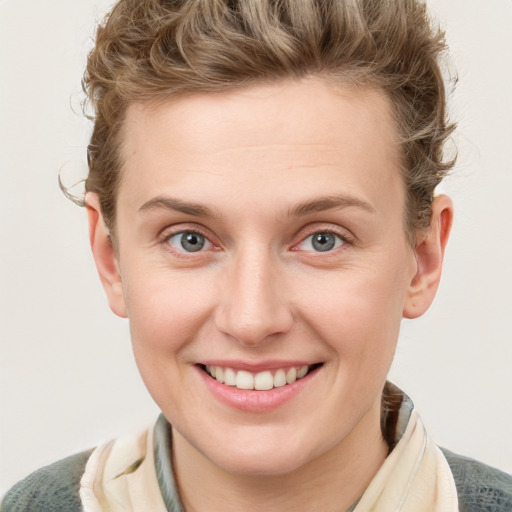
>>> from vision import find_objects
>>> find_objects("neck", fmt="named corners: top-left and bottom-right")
top-left (172, 399), bottom-right (388, 512)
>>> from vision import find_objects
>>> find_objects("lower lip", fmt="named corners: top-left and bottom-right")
top-left (196, 366), bottom-right (320, 413)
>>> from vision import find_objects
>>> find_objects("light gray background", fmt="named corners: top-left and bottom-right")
top-left (1, 0), bottom-right (511, 494)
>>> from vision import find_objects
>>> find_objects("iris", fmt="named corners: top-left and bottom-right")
top-left (311, 232), bottom-right (337, 252)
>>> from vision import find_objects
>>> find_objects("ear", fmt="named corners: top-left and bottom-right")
top-left (85, 193), bottom-right (127, 318)
top-left (403, 195), bottom-right (453, 319)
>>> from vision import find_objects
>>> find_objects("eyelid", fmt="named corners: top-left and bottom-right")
top-left (159, 224), bottom-right (219, 254)
top-left (291, 224), bottom-right (354, 252)
top-left (167, 231), bottom-right (213, 252)
top-left (157, 222), bottom-right (353, 255)
top-left (159, 221), bottom-right (212, 238)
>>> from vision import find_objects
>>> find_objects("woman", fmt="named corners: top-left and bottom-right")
top-left (2, 0), bottom-right (511, 510)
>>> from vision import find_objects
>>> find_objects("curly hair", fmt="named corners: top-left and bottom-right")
top-left (82, 0), bottom-right (455, 244)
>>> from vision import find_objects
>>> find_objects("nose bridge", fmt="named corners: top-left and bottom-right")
top-left (215, 244), bottom-right (292, 346)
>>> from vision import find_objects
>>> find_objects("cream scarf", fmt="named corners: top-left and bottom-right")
top-left (80, 410), bottom-right (458, 512)
top-left (80, 425), bottom-right (169, 512)
top-left (352, 408), bottom-right (458, 511)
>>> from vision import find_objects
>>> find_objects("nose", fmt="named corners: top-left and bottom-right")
top-left (214, 249), bottom-right (293, 347)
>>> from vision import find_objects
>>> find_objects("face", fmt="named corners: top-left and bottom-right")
top-left (93, 79), bottom-right (425, 476)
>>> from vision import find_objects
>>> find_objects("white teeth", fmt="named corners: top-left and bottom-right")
top-left (224, 368), bottom-right (236, 386)
top-left (286, 367), bottom-right (297, 384)
top-left (273, 369), bottom-right (287, 388)
top-left (206, 364), bottom-right (313, 390)
top-left (254, 371), bottom-right (274, 391)
top-left (236, 370), bottom-right (255, 390)
top-left (297, 365), bottom-right (308, 379)
top-left (215, 366), bottom-right (224, 383)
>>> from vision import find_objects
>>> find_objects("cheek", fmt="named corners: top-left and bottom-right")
top-left (123, 268), bottom-right (216, 360)
top-left (296, 262), bottom-right (408, 363)
top-left (122, 269), bottom-right (219, 417)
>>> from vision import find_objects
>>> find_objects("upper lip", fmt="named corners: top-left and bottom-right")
top-left (197, 360), bottom-right (321, 372)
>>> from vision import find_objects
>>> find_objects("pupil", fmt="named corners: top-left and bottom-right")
top-left (181, 233), bottom-right (205, 252)
top-left (312, 233), bottom-right (335, 252)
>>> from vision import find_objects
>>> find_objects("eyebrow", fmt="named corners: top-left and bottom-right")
top-left (287, 194), bottom-right (376, 217)
top-left (138, 196), bottom-right (217, 218)
top-left (137, 193), bottom-right (375, 219)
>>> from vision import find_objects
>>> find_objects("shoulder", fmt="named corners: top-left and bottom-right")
top-left (1, 449), bottom-right (94, 512)
top-left (441, 447), bottom-right (512, 512)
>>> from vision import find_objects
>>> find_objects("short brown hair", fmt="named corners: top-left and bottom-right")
top-left (82, 0), bottom-right (455, 243)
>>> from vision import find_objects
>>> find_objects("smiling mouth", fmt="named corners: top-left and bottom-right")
top-left (199, 363), bottom-right (323, 391)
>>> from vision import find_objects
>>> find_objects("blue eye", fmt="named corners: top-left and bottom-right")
top-left (299, 232), bottom-right (344, 252)
top-left (167, 231), bottom-right (212, 252)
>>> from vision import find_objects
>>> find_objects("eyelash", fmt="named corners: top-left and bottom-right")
top-left (293, 229), bottom-right (350, 253)
top-left (162, 227), bottom-right (215, 256)
top-left (160, 226), bottom-right (353, 256)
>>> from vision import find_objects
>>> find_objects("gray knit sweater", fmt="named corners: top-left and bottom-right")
top-left (2, 414), bottom-right (511, 512)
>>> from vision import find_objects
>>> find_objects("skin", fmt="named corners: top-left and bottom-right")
top-left (87, 78), bottom-right (452, 511)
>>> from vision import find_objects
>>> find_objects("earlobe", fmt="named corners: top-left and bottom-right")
top-left (85, 193), bottom-right (128, 318)
top-left (403, 195), bottom-right (453, 319)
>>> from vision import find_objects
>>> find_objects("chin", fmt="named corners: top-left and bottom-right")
top-left (210, 446), bottom-right (313, 477)
top-left (193, 426), bottom-right (323, 477)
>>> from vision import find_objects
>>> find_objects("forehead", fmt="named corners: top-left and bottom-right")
top-left (118, 78), bottom-right (404, 218)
